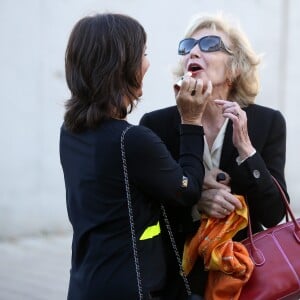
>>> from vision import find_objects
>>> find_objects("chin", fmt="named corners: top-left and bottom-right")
top-left (137, 89), bottom-right (143, 98)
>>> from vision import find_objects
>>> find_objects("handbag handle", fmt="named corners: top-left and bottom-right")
top-left (246, 176), bottom-right (300, 265)
top-left (271, 176), bottom-right (300, 231)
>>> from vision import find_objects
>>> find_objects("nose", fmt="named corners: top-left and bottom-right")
top-left (189, 43), bottom-right (201, 58)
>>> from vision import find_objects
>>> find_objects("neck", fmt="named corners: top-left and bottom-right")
top-left (203, 83), bottom-right (229, 120)
top-left (202, 103), bottom-right (224, 127)
top-left (201, 103), bottom-right (225, 150)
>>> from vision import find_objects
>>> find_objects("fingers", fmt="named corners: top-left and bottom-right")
top-left (214, 99), bottom-right (254, 153)
top-left (225, 193), bottom-right (243, 210)
top-left (198, 189), bottom-right (243, 219)
top-left (176, 77), bottom-right (212, 125)
top-left (178, 76), bottom-right (212, 98)
top-left (214, 99), bottom-right (243, 120)
top-left (192, 79), bottom-right (212, 98)
top-left (174, 72), bottom-right (192, 88)
top-left (190, 79), bottom-right (198, 96)
top-left (174, 72), bottom-right (193, 95)
top-left (203, 168), bottom-right (231, 191)
top-left (215, 192), bottom-right (238, 215)
top-left (177, 72), bottom-right (194, 93)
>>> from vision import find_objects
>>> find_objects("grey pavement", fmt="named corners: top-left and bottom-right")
top-left (0, 233), bottom-right (72, 300)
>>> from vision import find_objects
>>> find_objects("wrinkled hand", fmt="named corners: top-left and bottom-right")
top-left (203, 168), bottom-right (231, 191)
top-left (214, 99), bottom-right (255, 159)
top-left (176, 75), bottom-right (212, 125)
top-left (197, 188), bottom-right (243, 218)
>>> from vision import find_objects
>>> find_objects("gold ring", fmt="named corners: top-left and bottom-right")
top-left (223, 208), bottom-right (227, 214)
top-left (191, 80), bottom-right (198, 96)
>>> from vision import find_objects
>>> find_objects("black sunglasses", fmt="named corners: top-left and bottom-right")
top-left (178, 35), bottom-right (233, 56)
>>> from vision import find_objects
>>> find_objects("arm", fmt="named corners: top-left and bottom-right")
top-left (125, 125), bottom-right (205, 207)
top-left (231, 110), bottom-right (288, 228)
top-left (213, 101), bottom-right (288, 227)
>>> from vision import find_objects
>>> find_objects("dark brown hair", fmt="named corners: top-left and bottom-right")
top-left (64, 13), bottom-right (147, 132)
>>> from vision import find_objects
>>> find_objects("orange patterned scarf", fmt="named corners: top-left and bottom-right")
top-left (182, 195), bottom-right (254, 300)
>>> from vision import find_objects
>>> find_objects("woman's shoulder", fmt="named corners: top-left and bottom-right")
top-left (245, 104), bottom-right (286, 122)
top-left (145, 105), bottom-right (178, 116)
top-left (245, 103), bottom-right (281, 114)
top-left (123, 124), bottom-right (168, 160)
top-left (139, 106), bottom-right (180, 131)
top-left (141, 105), bottom-right (178, 121)
top-left (245, 104), bottom-right (286, 136)
top-left (125, 124), bottom-right (161, 143)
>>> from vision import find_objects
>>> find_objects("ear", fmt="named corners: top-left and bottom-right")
top-left (226, 78), bottom-right (233, 87)
top-left (226, 55), bottom-right (241, 83)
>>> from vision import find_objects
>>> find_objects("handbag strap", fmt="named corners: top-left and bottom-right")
top-left (121, 125), bottom-right (192, 299)
top-left (160, 204), bottom-right (192, 297)
top-left (246, 175), bottom-right (300, 264)
top-left (121, 125), bottom-right (143, 300)
top-left (271, 176), bottom-right (300, 229)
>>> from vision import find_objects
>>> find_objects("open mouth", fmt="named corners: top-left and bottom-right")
top-left (188, 63), bottom-right (203, 73)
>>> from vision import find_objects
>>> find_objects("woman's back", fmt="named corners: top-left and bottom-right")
top-left (60, 119), bottom-right (169, 299)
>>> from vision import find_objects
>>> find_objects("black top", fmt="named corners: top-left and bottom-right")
top-left (60, 118), bottom-right (205, 300)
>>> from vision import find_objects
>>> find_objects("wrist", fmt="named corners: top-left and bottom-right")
top-left (237, 145), bottom-right (256, 160)
top-left (181, 115), bottom-right (203, 126)
top-left (236, 149), bottom-right (256, 166)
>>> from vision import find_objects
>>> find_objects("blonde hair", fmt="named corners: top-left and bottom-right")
top-left (173, 13), bottom-right (261, 106)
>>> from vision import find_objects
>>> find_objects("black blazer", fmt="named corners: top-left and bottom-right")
top-left (140, 104), bottom-right (288, 242)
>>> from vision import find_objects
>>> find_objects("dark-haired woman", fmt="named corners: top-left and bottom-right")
top-left (60, 13), bottom-right (211, 300)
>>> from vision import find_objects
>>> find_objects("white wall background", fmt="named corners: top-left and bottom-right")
top-left (0, 0), bottom-right (299, 239)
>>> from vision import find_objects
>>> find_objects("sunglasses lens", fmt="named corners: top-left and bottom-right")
top-left (178, 39), bottom-right (196, 55)
top-left (200, 36), bottom-right (221, 52)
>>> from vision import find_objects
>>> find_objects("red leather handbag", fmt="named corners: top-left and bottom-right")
top-left (239, 177), bottom-right (300, 300)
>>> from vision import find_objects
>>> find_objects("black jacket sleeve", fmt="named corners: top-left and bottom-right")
top-left (231, 108), bottom-right (288, 228)
top-left (124, 124), bottom-right (205, 207)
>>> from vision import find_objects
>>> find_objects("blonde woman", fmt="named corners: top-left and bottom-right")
top-left (140, 13), bottom-right (288, 299)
